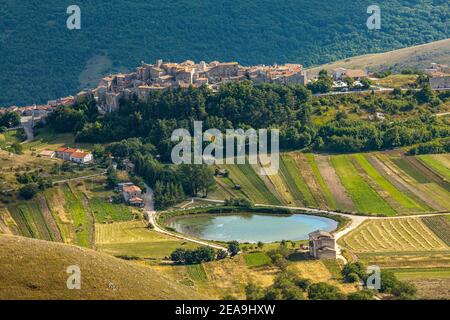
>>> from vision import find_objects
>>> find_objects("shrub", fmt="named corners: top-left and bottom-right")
top-left (345, 273), bottom-right (360, 283)
top-left (19, 184), bottom-right (38, 200)
top-left (342, 262), bottom-right (367, 282)
top-left (170, 246), bottom-right (217, 265)
top-left (347, 290), bottom-right (375, 300)
top-left (216, 250), bottom-right (228, 260)
top-left (227, 241), bottom-right (240, 256)
top-left (308, 282), bottom-right (346, 300)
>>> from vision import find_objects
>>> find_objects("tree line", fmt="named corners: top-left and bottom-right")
top-left (47, 81), bottom-right (449, 160)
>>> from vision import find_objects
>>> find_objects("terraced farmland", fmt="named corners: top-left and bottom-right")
top-left (218, 151), bottom-right (450, 215)
top-left (377, 153), bottom-right (450, 211)
top-left (331, 155), bottom-right (396, 215)
top-left (7, 202), bottom-right (53, 241)
top-left (60, 183), bottom-right (94, 247)
top-left (353, 154), bottom-right (426, 213)
top-left (340, 218), bottom-right (449, 253)
top-left (280, 154), bottom-right (317, 207)
top-left (222, 164), bottom-right (281, 205)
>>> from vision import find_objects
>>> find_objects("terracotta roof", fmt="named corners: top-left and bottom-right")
top-left (123, 185), bottom-right (142, 193)
top-left (56, 147), bottom-right (80, 154)
top-left (70, 152), bottom-right (88, 159)
top-left (129, 197), bottom-right (144, 203)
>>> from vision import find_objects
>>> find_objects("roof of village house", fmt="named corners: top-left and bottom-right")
top-left (129, 196), bottom-right (144, 203)
top-left (309, 230), bottom-right (334, 240)
top-left (70, 151), bottom-right (89, 159)
top-left (123, 185), bottom-right (142, 193)
top-left (40, 150), bottom-right (55, 156)
top-left (56, 147), bottom-right (79, 154)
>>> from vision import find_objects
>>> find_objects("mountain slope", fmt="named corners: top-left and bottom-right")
top-left (0, 0), bottom-right (449, 106)
top-left (0, 234), bottom-right (204, 300)
top-left (307, 38), bottom-right (450, 74)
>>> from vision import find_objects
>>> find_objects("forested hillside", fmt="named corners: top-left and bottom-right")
top-left (0, 0), bottom-right (449, 106)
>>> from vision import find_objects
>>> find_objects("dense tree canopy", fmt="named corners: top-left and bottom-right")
top-left (1, 0), bottom-right (449, 106)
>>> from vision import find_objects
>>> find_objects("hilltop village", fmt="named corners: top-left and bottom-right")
top-left (81, 60), bottom-right (308, 113)
top-left (2, 60), bottom-right (449, 118)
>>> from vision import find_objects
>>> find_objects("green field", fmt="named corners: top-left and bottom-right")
top-left (305, 154), bottom-right (336, 209)
top-left (332, 155), bottom-right (396, 215)
top-left (89, 197), bottom-right (135, 223)
top-left (61, 184), bottom-right (93, 247)
top-left (393, 158), bottom-right (430, 184)
top-left (280, 154), bottom-right (316, 207)
top-left (243, 252), bottom-right (272, 268)
top-left (224, 164), bottom-right (280, 205)
top-left (186, 264), bottom-right (208, 282)
top-left (418, 155), bottom-right (450, 181)
top-left (7, 202), bottom-right (52, 240)
top-left (353, 154), bottom-right (426, 213)
top-left (391, 267), bottom-right (450, 280)
top-left (422, 216), bottom-right (450, 246)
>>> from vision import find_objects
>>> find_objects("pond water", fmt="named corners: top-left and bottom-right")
top-left (167, 213), bottom-right (338, 243)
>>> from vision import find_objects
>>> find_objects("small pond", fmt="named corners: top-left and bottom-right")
top-left (166, 213), bottom-right (338, 243)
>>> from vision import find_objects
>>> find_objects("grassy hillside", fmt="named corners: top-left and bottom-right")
top-left (307, 38), bottom-right (450, 74)
top-left (1, 0), bottom-right (449, 106)
top-left (0, 234), bottom-right (203, 300)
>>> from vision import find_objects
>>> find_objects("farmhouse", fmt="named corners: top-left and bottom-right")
top-left (70, 151), bottom-right (94, 164)
top-left (308, 230), bottom-right (337, 259)
top-left (55, 147), bottom-right (80, 161)
top-left (121, 183), bottom-right (144, 207)
top-left (128, 196), bottom-right (145, 208)
top-left (55, 147), bottom-right (93, 164)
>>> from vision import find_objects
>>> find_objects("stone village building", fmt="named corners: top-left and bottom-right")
top-left (308, 230), bottom-right (337, 259)
top-left (86, 59), bottom-right (308, 113)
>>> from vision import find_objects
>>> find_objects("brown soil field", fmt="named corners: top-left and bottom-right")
top-left (316, 155), bottom-right (355, 212)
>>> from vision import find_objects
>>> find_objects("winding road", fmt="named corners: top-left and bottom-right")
top-left (142, 184), bottom-right (227, 251)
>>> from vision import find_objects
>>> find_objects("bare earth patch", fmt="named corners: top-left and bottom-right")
top-left (316, 155), bottom-right (355, 212)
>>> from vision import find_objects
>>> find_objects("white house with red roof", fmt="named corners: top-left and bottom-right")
top-left (55, 147), bottom-right (93, 164)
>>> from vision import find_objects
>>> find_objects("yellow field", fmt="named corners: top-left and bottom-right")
top-left (340, 218), bottom-right (448, 253)
top-left (95, 221), bottom-right (199, 259)
top-left (288, 260), bottom-right (357, 294)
